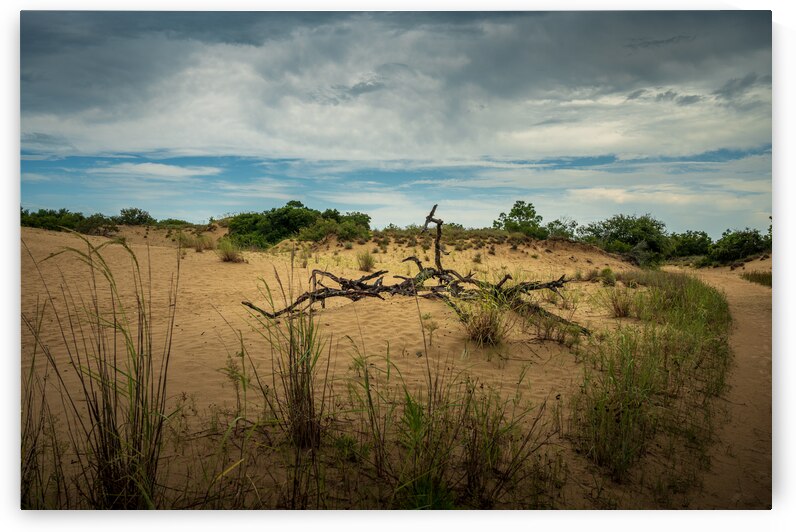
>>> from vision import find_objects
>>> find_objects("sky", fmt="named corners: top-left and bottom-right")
top-left (19, 10), bottom-right (772, 238)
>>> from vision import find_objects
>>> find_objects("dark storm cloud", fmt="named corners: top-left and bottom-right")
top-left (21, 11), bottom-right (772, 115)
top-left (20, 11), bottom-right (771, 161)
top-left (713, 72), bottom-right (771, 100)
top-left (626, 89), bottom-right (647, 100)
top-left (676, 95), bottom-right (703, 106)
top-left (20, 11), bottom-right (352, 113)
top-left (655, 90), bottom-right (678, 102)
top-left (623, 34), bottom-right (695, 50)
top-left (439, 11), bottom-right (770, 99)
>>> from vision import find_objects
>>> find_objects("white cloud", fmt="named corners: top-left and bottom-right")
top-left (86, 162), bottom-right (222, 181)
top-left (21, 14), bottom-right (771, 162)
top-left (214, 177), bottom-right (296, 200)
top-left (21, 173), bottom-right (51, 183)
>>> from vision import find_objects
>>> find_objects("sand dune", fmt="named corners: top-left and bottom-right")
top-left (20, 226), bottom-right (771, 509)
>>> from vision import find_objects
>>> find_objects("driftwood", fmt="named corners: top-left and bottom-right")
top-left (242, 205), bottom-right (590, 336)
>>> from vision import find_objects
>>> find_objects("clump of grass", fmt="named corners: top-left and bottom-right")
top-left (192, 234), bottom-right (215, 252)
top-left (460, 297), bottom-right (511, 347)
top-left (570, 328), bottom-right (659, 480)
top-left (217, 239), bottom-right (244, 263)
top-left (472, 252), bottom-right (482, 264)
top-left (600, 267), bottom-right (616, 286)
top-left (740, 270), bottom-right (772, 287)
top-left (352, 346), bottom-right (560, 509)
top-left (606, 287), bottom-right (633, 318)
top-left (571, 270), bottom-right (732, 482)
top-left (583, 268), bottom-right (598, 282)
top-left (22, 234), bottom-right (180, 508)
top-left (265, 311), bottom-right (328, 450)
top-left (357, 250), bottom-right (375, 272)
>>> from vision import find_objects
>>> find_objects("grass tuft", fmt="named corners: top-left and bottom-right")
top-left (740, 270), bottom-right (771, 287)
top-left (357, 250), bottom-right (376, 272)
top-left (217, 239), bottom-right (244, 263)
top-left (22, 234), bottom-right (179, 508)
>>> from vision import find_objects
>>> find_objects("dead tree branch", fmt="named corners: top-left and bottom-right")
top-left (242, 205), bottom-right (590, 336)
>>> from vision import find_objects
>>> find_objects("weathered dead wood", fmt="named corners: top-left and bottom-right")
top-left (242, 205), bottom-right (589, 337)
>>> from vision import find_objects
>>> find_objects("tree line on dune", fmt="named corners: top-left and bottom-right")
top-left (20, 200), bottom-right (772, 267)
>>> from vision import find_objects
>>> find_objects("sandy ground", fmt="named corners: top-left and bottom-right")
top-left (20, 226), bottom-right (773, 508)
top-left (670, 262), bottom-right (772, 509)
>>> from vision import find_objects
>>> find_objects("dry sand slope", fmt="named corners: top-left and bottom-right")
top-left (20, 226), bottom-right (633, 422)
top-left (674, 266), bottom-right (772, 509)
top-left (20, 226), bottom-right (773, 508)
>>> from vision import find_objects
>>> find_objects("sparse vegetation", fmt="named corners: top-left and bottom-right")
top-left (740, 270), bottom-right (772, 287)
top-left (357, 250), bottom-right (375, 272)
top-left (19, 202), bottom-right (755, 509)
top-left (217, 239), bottom-right (244, 262)
top-left (571, 270), bottom-right (732, 482)
top-left (21, 236), bottom-right (178, 508)
top-left (460, 296), bottom-right (511, 347)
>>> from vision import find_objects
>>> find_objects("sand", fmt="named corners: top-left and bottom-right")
top-left (668, 263), bottom-right (772, 509)
top-left (20, 226), bottom-right (772, 509)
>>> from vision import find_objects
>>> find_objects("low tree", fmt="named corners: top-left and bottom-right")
top-left (492, 201), bottom-right (548, 239)
top-left (708, 228), bottom-right (770, 263)
top-left (545, 217), bottom-right (579, 240)
top-left (578, 213), bottom-right (669, 266)
top-left (117, 207), bottom-right (155, 226)
top-left (668, 230), bottom-right (712, 257)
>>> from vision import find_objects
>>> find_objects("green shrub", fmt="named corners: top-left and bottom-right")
top-left (492, 201), bottom-right (549, 239)
top-left (357, 250), bottom-right (375, 272)
top-left (708, 228), bottom-right (770, 263)
top-left (578, 214), bottom-right (669, 266)
top-left (229, 201), bottom-right (371, 248)
top-left (21, 207), bottom-right (85, 231)
top-left (600, 268), bottom-right (616, 286)
top-left (545, 217), bottom-right (578, 240)
top-left (668, 230), bottom-right (712, 257)
top-left (74, 213), bottom-right (118, 236)
top-left (116, 207), bottom-right (155, 226)
top-left (740, 270), bottom-right (772, 287)
top-left (217, 239), bottom-right (244, 263)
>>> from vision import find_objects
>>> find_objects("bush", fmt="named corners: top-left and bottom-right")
top-left (156, 218), bottom-right (193, 229)
top-left (600, 268), bottom-right (616, 286)
top-left (116, 207), bottom-right (155, 226)
top-left (357, 251), bottom-right (375, 272)
top-left (229, 201), bottom-right (371, 248)
top-left (75, 214), bottom-right (118, 236)
top-left (707, 228), bottom-right (770, 263)
top-left (492, 201), bottom-right (549, 239)
top-left (545, 217), bottom-right (578, 240)
top-left (217, 239), bottom-right (244, 263)
top-left (668, 230), bottom-right (712, 257)
top-left (21, 207), bottom-right (85, 231)
top-left (578, 214), bottom-right (669, 266)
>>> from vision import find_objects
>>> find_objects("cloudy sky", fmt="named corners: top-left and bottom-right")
top-left (20, 11), bottom-right (772, 237)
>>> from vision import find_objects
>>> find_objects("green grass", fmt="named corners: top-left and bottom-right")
top-left (356, 250), bottom-right (376, 272)
top-left (571, 270), bottom-right (732, 481)
top-left (216, 239), bottom-right (244, 262)
top-left (459, 296), bottom-right (512, 347)
top-left (22, 234), bottom-right (179, 508)
top-left (740, 270), bottom-right (772, 287)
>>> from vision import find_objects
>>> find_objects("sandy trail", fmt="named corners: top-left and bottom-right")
top-left (684, 267), bottom-right (772, 509)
